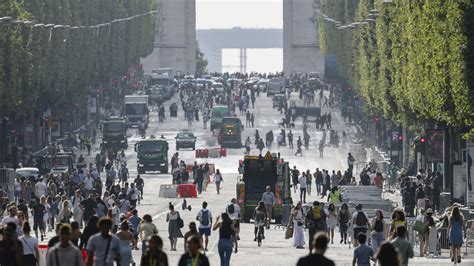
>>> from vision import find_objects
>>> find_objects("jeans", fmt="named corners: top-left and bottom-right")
top-left (300, 188), bottom-right (307, 203)
top-left (372, 232), bottom-right (385, 254)
top-left (218, 238), bottom-right (233, 266)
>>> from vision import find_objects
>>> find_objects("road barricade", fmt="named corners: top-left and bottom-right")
top-left (201, 149), bottom-right (209, 158)
top-left (177, 184), bottom-right (197, 198)
top-left (39, 244), bottom-right (48, 266)
top-left (159, 184), bottom-right (178, 198)
top-left (220, 147), bottom-right (227, 157)
top-left (209, 148), bottom-right (220, 158)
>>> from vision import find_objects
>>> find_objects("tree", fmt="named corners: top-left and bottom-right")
top-left (196, 41), bottom-right (208, 76)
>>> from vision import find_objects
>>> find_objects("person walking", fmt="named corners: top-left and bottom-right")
top-left (347, 153), bottom-right (355, 176)
top-left (305, 201), bottom-right (327, 252)
top-left (448, 205), bottom-right (467, 264)
top-left (166, 203), bottom-right (183, 252)
top-left (183, 222), bottom-right (201, 252)
top-left (261, 186), bottom-right (275, 229)
top-left (426, 208), bottom-right (438, 257)
top-left (338, 203), bottom-right (350, 244)
top-left (46, 224), bottom-right (84, 266)
top-left (297, 232), bottom-right (335, 266)
top-left (295, 137), bottom-right (303, 156)
top-left (370, 209), bottom-right (386, 255)
top-left (351, 204), bottom-right (370, 247)
top-left (86, 217), bottom-right (121, 266)
top-left (226, 198), bottom-right (241, 253)
top-left (291, 202), bottom-right (305, 249)
top-left (140, 235), bottom-right (169, 266)
top-left (298, 173), bottom-right (307, 203)
top-left (288, 130), bottom-right (294, 149)
top-left (196, 202), bottom-right (212, 252)
top-left (390, 226), bottom-right (414, 266)
top-left (19, 222), bottom-right (39, 266)
top-left (326, 203), bottom-right (337, 244)
top-left (306, 170), bottom-right (312, 195)
top-left (213, 169), bottom-right (223, 195)
top-left (352, 233), bottom-right (374, 266)
top-left (178, 235), bottom-right (210, 266)
top-left (194, 166), bottom-right (205, 194)
top-left (213, 213), bottom-right (235, 266)
top-left (116, 221), bottom-right (135, 266)
top-left (375, 242), bottom-right (401, 266)
top-left (139, 214), bottom-right (158, 255)
top-left (415, 208), bottom-right (429, 257)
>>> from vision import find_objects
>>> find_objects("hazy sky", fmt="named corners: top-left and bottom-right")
top-left (196, 0), bottom-right (283, 29)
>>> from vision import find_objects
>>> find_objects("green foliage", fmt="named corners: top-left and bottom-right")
top-left (0, 0), bottom-right (157, 116)
top-left (196, 42), bottom-right (208, 77)
top-left (318, 0), bottom-right (474, 135)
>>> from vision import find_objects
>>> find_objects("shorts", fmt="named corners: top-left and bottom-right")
top-left (199, 227), bottom-right (211, 236)
top-left (233, 220), bottom-right (240, 229)
top-left (33, 219), bottom-right (44, 231)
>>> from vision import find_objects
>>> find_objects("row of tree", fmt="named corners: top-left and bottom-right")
top-left (0, 0), bottom-right (157, 118)
top-left (318, 0), bottom-right (474, 138)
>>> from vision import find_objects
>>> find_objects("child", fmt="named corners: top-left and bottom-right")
top-left (352, 233), bottom-right (374, 266)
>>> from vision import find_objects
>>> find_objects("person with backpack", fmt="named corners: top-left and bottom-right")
top-left (305, 201), bottom-right (327, 252)
top-left (133, 175), bottom-right (144, 200)
top-left (196, 202), bottom-right (213, 252)
top-left (226, 198), bottom-right (241, 253)
top-left (351, 204), bottom-right (370, 247)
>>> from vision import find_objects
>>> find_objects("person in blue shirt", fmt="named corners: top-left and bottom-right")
top-left (352, 233), bottom-right (374, 266)
top-left (128, 209), bottom-right (142, 250)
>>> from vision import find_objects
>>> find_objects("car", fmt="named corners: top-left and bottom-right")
top-left (212, 82), bottom-right (224, 93)
top-left (16, 167), bottom-right (40, 180)
top-left (175, 130), bottom-right (197, 150)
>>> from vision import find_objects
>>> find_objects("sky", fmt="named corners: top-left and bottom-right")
top-left (197, 0), bottom-right (283, 72)
top-left (196, 0), bottom-right (283, 29)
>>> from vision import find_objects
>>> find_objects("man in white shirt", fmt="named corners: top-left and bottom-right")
top-left (196, 201), bottom-right (212, 252)
top-left (127, 183), bottom-right (139, 207)
top-left (299, 174), bottom-right (308, 203)
top-left (84, 175), bottom-right (94, 192)
top-left (35, 178), bottom-right (47, 197)
top-left (71, 189), bottom-right (84, 228)
top-left (226, 198), bottom-right (241, 253)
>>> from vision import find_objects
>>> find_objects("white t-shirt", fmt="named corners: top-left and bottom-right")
top-left (127, 187), bottom-right (139, 201)
top-left (19, 235), bottom-right (38, 255)
top-left (298, 175), bottom-right (307, 188)
top-left (84, 178), bottom-right (94, 190)
top-left (226, 203), bottom-right (241, 221)
top-left (197, 209), bottom-right (213, 229)
top-left (35, 182), bottom-right (47, 197)
top-left (111, 206), bottom-right (121, 226)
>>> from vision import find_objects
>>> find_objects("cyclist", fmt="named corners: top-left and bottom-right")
top-left (226, 198), bottom-right (241, 253)
top-left (253, 201), bottom-right (267, 246)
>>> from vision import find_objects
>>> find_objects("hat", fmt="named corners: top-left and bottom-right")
top-left (426, 208), bottom-right (433, 214)
top-left (119, 213), bottom-right (126, 219)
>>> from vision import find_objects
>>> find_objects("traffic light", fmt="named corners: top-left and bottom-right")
top-left (398, 135), bottom-right (403, 141)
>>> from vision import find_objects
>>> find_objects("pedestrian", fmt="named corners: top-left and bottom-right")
top-left (196, 202), bottom-right (212, 252)
top-left (250, 113), bottom-right (255, 127)
top-left (166, 203), bottom-right (183, 252)
top-left (315, 169), bottom-right (322, 196)
top-left (426, 208), bottom-right (438, 256)
top-left (86, 217), bottom-right (121, 266)
top-left (193, 166), bottom-right (204, 194)
top-left (327, 186), bottom-right (342, 205)
top-left (375, 242), bottom-right (400, 266)
top-left (46, 224), bottom-right (84, 266)
top-left (261, 186), bottom-right (275, 228)
top-left (338, 203), bottom-right (350, 244)
top-left (213, 169), bottom-right (223, 195)
top-left (306, 170), bottom-right (312, 195)
top-left (183, 222), bottom-right (201, 252)
top-left (299, 173), bottom-right (307, 203)
top-left (80, 194), bottom-right (98, 228)
top-left (390, 226), bottom-right (414, 266)
top-left (305, 201), bottom-right (327, 252)
top-left (127, 183), bottom-right (139, 207)
top-left (213, 213), bottom-right (235, 266)
top-left (414, 208), bottom-right (428, 257)
top-left (347, 153), bottom-right (355, 176)
top-left (326, 203), bottom-right (337, 244)
top-left (291, 166), bottom-right (299, 194)
top-left (178, 235), bottom-right (210, 266)
top-left (370, 209), bottom-right (386, 255)
top-left (351, 204), bottom-right (370, 247)
top-left (19, 222), bottom-right (39, 266)
top-left (448, 205), bottom-right (467, 264)
top-left (296, 232), bottom-right (335, 266)
top-left (226, 198), bottom-right (241, 253)
top-left (295, 137), bottom-right (303, 156)
top-left (415, 185), bottom-right (426, 215)
top-left (32, 197), bottom-right (46, 241)
top-left (389, 209), bottom-right (407, 238)
top-left (139, 214), bottom-right (158, 255)
top-left (116, 221), bottom-right (135, 266)
top-left (70, 221), bottom-right (82, 246)
top-left (140, 235), bottom-right (169, 266)
top-left (79, 216), bottom-right (99, 250)
top-left (352, 233), bottom-right (374, 266)
top-left (288, 130), bottom-right (294, 148)
top-left (257, 138), bottom-right (265, 155)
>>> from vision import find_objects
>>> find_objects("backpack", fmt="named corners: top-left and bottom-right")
top-left (227, 204), bottom-right (235, 214)
top-left (312, 206), bottom-right (326, 221)
top-left (201, 210), bottom-right (210, 226)
top-left (355, 212), bottom-right (368, 227)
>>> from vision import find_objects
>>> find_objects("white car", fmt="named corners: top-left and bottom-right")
top-left (16, 167), bottom-right (40, 179)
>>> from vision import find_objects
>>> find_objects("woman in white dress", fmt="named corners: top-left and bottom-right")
top-left (327, 203), bottom-right (338, 244)
top-left (291, 202), bottom-right (305, 249)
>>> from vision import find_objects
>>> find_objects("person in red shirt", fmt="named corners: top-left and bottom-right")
top-left (373, 173), bottom-right (383, 189)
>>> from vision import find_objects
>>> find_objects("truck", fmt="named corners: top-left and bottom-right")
top-left (266, 78), bottom-right (285, 96)
top-left (221, 117), bottom-right (242, 148)
top-left (124, 95), bottom-right (149, 127)
top-left (135, 136), bottom-right (169, 174)
top-left (237, 152), bottom-right (291, 224)
top-left (101, 117), bottom-right (128, 150)
top-left (50, 152), bottom-right (74, 176)
top-left (210, 105), bottom-right (230, 131)
top-left (152, 68), bottom-right (175, 81)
